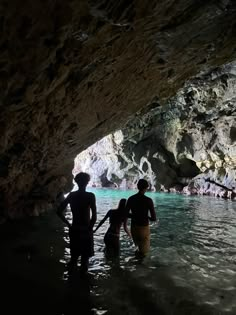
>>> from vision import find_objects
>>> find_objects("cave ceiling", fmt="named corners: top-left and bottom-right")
top-left (0, 0), bottom-right (236, 216)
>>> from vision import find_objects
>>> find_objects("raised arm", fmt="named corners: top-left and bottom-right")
top-left (89, 193), bottom-right (97, 231)
top-left (56, 194), bottom-right (71, 228)
top-left (148, 199), bottom-right (156, 221)
top-left (93, 210), bottom-right (110, 233)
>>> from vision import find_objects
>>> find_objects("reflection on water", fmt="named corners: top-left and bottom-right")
top-left (62, 189), bottom-right (236, 314)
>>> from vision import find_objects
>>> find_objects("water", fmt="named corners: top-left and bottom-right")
top-left (63, 188), bottom-right (236, 314)
top-left (1, 189), bottom-right (235, 314)
top-left (61, 189), bottom-right (236, 314)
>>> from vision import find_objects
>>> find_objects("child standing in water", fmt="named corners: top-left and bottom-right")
top-left (94, 199), bottom-right (131, 256)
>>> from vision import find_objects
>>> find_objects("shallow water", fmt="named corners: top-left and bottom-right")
top-left (63, 189), bottom-right (236, 314)
top-left (1, 189), bottom-right (235, 314)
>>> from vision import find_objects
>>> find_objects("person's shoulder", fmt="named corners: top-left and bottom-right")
top-left (129, 193), bottom-right (141, 200)
top-left (87, 191), bottom-right (95, 196)
top-left (128, 193), bottom-right (137, 200)
top-left (144, 195), bottom-right (153, 202)
top-left (68, 191), bottom-right (78, 199)
top-left (87, 191), bottom-right (95, 198)
top-left (127, 196), bottom-right (132, 202)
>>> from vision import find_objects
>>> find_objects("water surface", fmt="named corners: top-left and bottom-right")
top-left (63, 188), bottom-right (236, 314)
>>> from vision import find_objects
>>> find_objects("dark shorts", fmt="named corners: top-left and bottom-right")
top-left (69, 227), bottom-right (94, 258)
top-left (104, 231), bottom-right (120, 255)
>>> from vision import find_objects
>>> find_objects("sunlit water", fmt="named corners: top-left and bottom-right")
top-left (62, 189), bottom-right (236, 314)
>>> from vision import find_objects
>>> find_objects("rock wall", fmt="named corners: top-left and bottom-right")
top-left (74, 130), bottom-right (157, 190)
top-left (75, 63), bottom-right (236, 198)
top-left (1, 0), bottom-right (236, 216)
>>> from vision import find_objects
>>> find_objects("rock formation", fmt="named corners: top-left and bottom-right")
top-left (75, 63), bottom-right (236, 198)
top-left (1, 0), bottom-right (236, 217)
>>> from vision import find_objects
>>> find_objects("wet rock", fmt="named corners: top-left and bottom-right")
top-left (75, 63), bottom-right (236, 198)
top-left (1, 0), bottom-right (236, 215)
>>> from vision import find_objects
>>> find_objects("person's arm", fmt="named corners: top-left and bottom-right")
top-left (123, 220), bottom-right (131, 237)
top-left (56, 195), bottom-right (71, 228)
top-left (148, 199), bottom-right (157, 221)
top-left (123, 198), bottom-right (131, 231)
top-left (89, 193), bottom-right (97, 231)
top-left (123, 199), bottom-right (131, 237)
top-left (93, 210), bottom-right (110, 233)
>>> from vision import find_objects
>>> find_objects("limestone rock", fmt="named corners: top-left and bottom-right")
top-left (1, 0), bottom-right (236, 216)
top-left (75, 63), bottom-right (236, 198)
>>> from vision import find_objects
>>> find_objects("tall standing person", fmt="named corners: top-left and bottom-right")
top-left (125, 179), bottom-right (156, 258)
top-left (57, 172), bottom-right (97, 272)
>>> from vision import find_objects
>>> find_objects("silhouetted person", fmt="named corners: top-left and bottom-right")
top-left (125, 179), bottom-right (156, 258)
top-left (94, 199), bottom-right (131, 256)
top-left (57, 172), bottom-right (97, 272)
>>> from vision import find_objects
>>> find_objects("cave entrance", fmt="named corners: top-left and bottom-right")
top-left (72, 131), bottom-right (125, 189)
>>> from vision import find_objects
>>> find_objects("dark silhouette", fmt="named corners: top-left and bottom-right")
top-left (94, 199), bottom-right (131, 256)
top-left (57, 172), bottom-right (97, 272)
top-left (63, 269), bottom-right (95, 315)
top-left (124, 179), bottom-right (157, 258)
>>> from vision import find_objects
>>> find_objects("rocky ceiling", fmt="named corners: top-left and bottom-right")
top-left (0, 0), bottom-right (236, 217)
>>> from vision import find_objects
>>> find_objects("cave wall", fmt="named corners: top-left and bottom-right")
top-left (75, 63), bottom-right (236, 198)
top-left (1, 0), bottom-right (236, 216)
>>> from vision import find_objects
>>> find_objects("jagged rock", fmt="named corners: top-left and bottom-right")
top-left (1, 0), bottom-right (236, 216)
top-left (74, 130), bottom-right (156, 189)
top-left (75, 63), bottom-right (236, 198)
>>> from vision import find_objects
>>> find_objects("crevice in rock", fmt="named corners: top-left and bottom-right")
top-left (1, 0), bottom-right (236, 216)
top-left (230, 126), bottom-right (236, 143)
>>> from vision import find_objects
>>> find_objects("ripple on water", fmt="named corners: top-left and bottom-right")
top-left (61, 189), bottom-right (236, 314)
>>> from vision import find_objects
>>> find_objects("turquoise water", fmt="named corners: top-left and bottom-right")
top-left (63, 189), bottom-right (236, 314)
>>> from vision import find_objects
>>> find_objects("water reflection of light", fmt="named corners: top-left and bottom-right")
top-left (59, 189), bottom-right (236, 313)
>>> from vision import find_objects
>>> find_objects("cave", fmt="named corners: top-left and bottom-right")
top-left (1, 0), bottom-right (236, 218)
top-left (1, 1), bottom-right (236, 314)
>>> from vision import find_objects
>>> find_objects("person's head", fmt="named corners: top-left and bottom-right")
top-left (117, 198), bottom-right (127, 211)
top-left (137, 179), bottom-right (149, 193)
top-left (74, 172), bottom-right (90, 188)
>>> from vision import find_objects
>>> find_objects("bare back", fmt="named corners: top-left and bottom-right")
top-left (126, 193), bottom-right (156, 226)
top-left (107, 210), bottom-right (124, 234)
top-left (68, 191), bottom-right (96, 228)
